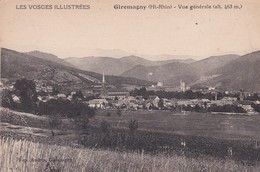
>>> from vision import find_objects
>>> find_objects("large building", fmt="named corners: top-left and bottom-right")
top-left (180, 80), bottom-right (186, 92)
top-left (99, 72), bottom-right (129, 100)
top-left (107, 89), bottom-right (129, 100)
top-left (180, 80), bottom-right (190, 92)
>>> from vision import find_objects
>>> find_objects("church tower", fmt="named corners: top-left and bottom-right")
top-left (101, 72), bottom-right (107, 97)
top-left (180, 80), bottom-right (186, 92)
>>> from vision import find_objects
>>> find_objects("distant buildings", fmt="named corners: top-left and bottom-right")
top-left (89, 99), bottom-right (108, 109)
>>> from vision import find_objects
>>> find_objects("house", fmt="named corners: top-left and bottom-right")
top-left (176, 100), bottom-right (194, 107)
top-left (57, 94), bottom-right (67, 99)
top-left (126, 96), bottom-right (137, 101)
top-left (12, 95), bottom-right (20, 103)
top-left (208, 87), bottom-right (215, 91)
top-left (239, 101), bottom-right (255, 114)
top-left (41, 96), bottom-right (50, 102)
top-left (219, 97), bottom-right (237, 105)
top-left (88, 99), bottom-right (108, 109)
top-left (135, 96), bottom-right (144, 101)
top-left (37, 96), bottom-right (43, 101)
top-left (106, 89), bottom-right (129, 100)
top-left (145, 102), bottom-right (153, 110)
top-left (163, 98), bottom-right (175, 108)
top-left (67, 95), bottom-right (73, 101)
top-left (46, 86), bottom-right (53, 93)
top-left (146, 96), bottom-right (160, 109)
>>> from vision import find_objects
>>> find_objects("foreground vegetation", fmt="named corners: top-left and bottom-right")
top-left (1, 107), bottom-right (260, 163)
top-left (1, 137), bottom-right (260, 172)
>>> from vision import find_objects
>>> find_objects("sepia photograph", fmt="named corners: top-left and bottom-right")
top-left (1, 0), bottom-right (260, 171)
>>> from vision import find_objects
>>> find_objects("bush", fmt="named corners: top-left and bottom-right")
top-left (251, 103), bottom-right (260, 113)
top-left (129, 120), bottom-right (138, 133)
top-left (107, 112), bottom-right (111, 117)
top-left (49, 114), bottom-right (62, 135)
top-left (117, 109), bottom-right (122, 117)
top-left (71, 114), bottom-right (90, 130)
top-left (100, 120), bottom-right (111, 133)
top-left (1, 89), bottom-right (16, 109)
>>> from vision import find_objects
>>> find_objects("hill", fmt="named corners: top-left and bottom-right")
top-left (201, 51), bottom-right (260, 91)
top-left (121, 62), bottom-right (199, 86)
top-left (1, 48), bottom-right (154, 88)
top-left (121, 54), bottom-right (239, 86)
top-left (121, 52), bottom-right (260, 92)
top-left (65, 56), bottom-right (145, 75)
top-left (26, 51), bottom-right (75, 68)
top-left (191, 54), bottom-right (239, 75)
top-left (65, 56), bottom-right (195, 75)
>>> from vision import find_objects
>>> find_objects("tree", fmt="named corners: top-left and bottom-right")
top-left (67, 102), bottom-right (95, 130)
top-left (251, 103), bottom-right (260, 113)
top-left (139, 87), bottom-right (149, 100)
top-left (107, 112), bottom-right (111, 117)
top-left (117, 108), bottom-right (122, 117)
top-left (49, 114), bottom-right (62, 136)
top-left (72, 91), bottom-right (84, 100)
top-left (1, 89), bottom-right (16, 109)
top-left (194, 104), bottom-right (202, 112)
top-left (14, 78), bottom-right (37, 112)
top-left (158, 98), bottom-right (164, 109)
top-left (204, 102), bottom-right (208, 110)
top-left (71, 113), bottom-right (90, 130)
top-left (100, 120), bottom-right (111, 133)
top-left (52, 87), bottom-right (59, 95)
top-left (129, 119), bottom-right (138, 133)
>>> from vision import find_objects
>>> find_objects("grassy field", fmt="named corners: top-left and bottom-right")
top-left (91, 110), bottom-right (260, 141)
top-left (2, 107), bottom-right (260, 141)
top-left (1, 137), bottom-right (260, 172)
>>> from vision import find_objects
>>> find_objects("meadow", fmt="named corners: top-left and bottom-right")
top-left (1, 137), bottom-right (260, 172)
top-left (91, 109), bottom-right (260, 141)
top-left (2, 107), bottom-right (260, 141)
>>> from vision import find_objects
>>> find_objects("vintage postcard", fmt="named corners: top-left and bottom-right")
top-left (0, 0), bottom-right (260, 171)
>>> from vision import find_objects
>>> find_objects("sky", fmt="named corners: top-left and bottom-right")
top-left (1, 0), bottom-right (260, 60)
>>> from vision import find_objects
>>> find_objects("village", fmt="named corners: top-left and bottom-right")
top-left (1, 73), bottom-right (259, 115)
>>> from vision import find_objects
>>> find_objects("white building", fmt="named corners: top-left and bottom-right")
top-left (88, 99), bottom-right (108, 109)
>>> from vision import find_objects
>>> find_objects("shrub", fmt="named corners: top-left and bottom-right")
top-left (49, 114), bottom-right (62, 135)
top-left (1, 89), bottom-right (16, 109)
top-left (129, 120), bottom-right (138, 133)
top-left (251, 103), bottom-right (260, 113)
top-left (71, 114), bottom-right (90, 130)
top-left (100, 120), bottom-right (111, 133)
top-left (107, 112), bottom-right (111, 117)
top-left (117, 109), bottom-right (122, 117)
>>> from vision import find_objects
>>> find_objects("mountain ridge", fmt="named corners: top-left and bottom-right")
top-left (26, 51), bottom-right (75, 68)
top-left (1, 48), bottom-right (155, 89)
top-left (2, 48), bottom-right (259, 92)
top-left (65, 55), bottom-right (196, 75)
